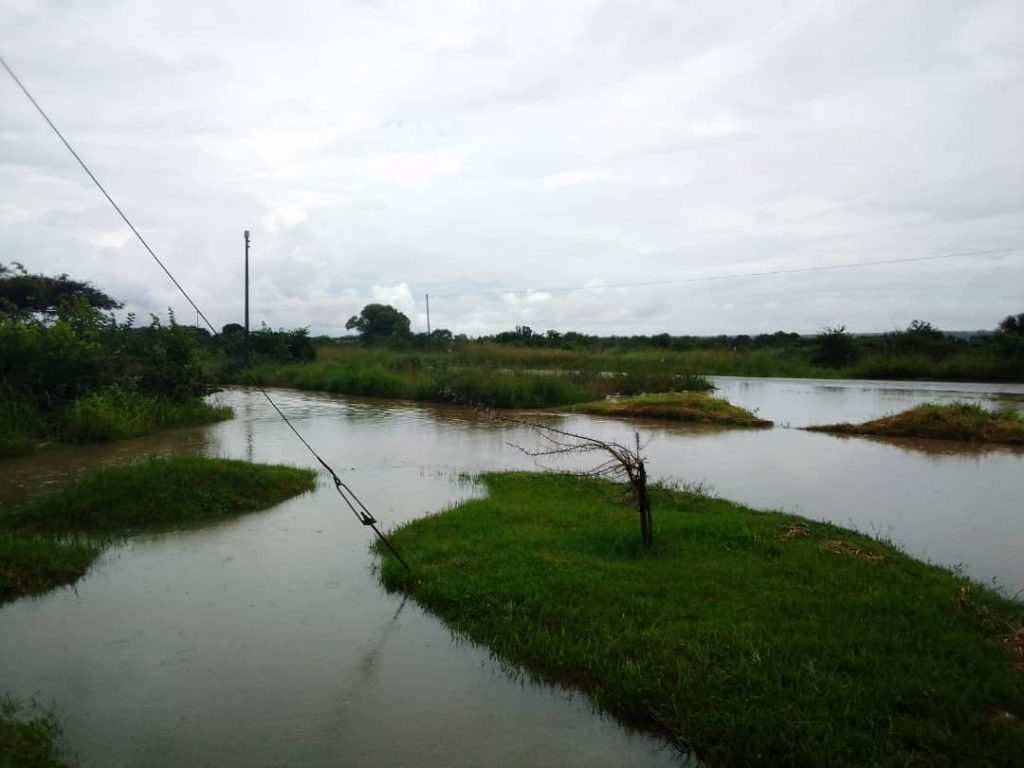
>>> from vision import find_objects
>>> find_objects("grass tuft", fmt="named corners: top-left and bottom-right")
top-left (568, 392), bottom-right (772, 426)
top-left (806, 402), bottom-right (1024, 445)
top-left (59, 389), bottom-right (233, 444)
top-left (377, 472), bottom-right (1024, 768)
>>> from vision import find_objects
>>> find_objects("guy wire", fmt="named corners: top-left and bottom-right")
top-left (2, 53), bottom-right (411, 571)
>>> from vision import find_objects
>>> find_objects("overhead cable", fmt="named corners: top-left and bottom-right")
top-left (1, 53), bottom-right (410, 571)
top-left (428, 247), bottom-right (1019, 299)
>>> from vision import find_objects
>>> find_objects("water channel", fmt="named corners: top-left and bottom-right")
top-left (1, 377), bottom-right (1023, 766)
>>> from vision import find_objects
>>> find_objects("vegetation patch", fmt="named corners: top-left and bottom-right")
top-left (58, 388), bottom-right (232, 444)
top-left (568, 392), bottom-right (772, 427)
top-left (1, 265), bottom-right (237, 457)
top-left (377, 473), bottom-right (1024, 768)
top-left (0, 535), bottom-right (100, 604)
top-left (245, 353), bottom-right (712, 410)
top-left (0, 696), bottom-right (66, 768)
top-left (806, 402), bottom-right (1024, 445)
top-left (0, 456), bottom-right (316, 603)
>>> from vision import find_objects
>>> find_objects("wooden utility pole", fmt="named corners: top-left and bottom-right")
top-left (244, 230), bottom-right (250, 366)
top-left (425, 293), bottom-right (431, 336)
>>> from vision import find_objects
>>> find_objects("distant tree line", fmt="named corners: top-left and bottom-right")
top-left (334, 301), bottom-right (1023, 381)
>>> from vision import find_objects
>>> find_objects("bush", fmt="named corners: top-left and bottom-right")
top-left (813, 325), bottom-right (857, 368)
top-left (0, 299), bottom-right (227, 449)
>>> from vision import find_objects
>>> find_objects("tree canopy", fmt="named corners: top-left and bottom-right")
top-left (0, 262), bottom-right (122, 317)
top-left (345, 303), bottom-right (411, 343)
top-left (998, 313), bottom-right (1024, 336)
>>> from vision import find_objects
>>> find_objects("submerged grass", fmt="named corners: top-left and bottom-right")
top-left (0, 456), bottom-right (316, 603)
top-left (0, 390), bottom-right (234, 459)
top-left (313, 341), bottom-right (1024, 383)
top-left (0, 535), bottom-right (100, 604)
top-left (0, 696), bottom-right (66, 768)
top-left (246, 354), bottom-right (712, 409)
top-left (569, 392), bottom-right (773, 427)
top-left (60, 390), bottom-right (233, 444)
top-left (807, 402), bottom-right (1024, 445)
top-left (378, 473), bottom-right (1024, 768)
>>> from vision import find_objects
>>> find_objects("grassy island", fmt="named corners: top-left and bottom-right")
top-left (378, 473), bottom-right (1024, 768)
top-left (806, 402), bottom-right (1024, 445)
top-left (0, 455), bottom-right (316, 603)
top-left (245, 353), bottom-right (711, 409)
top-left (568, 392), bottom-right (772, 427)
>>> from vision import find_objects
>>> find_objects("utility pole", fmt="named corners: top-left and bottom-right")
top-left (244, 230), bottom-right (250, 367)
top-left (425, 293), bottom-right (431, 336)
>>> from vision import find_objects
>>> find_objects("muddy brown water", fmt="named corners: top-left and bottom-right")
top-left (1, 378), bottom-right (1023, 767)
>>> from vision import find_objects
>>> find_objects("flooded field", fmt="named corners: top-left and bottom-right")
top-left (2, 378), bottom-right (1023, 767)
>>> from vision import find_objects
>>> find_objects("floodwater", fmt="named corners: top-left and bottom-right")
top-left (2, 378), bottom-right (1023, 767)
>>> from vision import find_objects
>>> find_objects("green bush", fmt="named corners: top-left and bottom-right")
top-left (0, 298), bottom-right (228, 451)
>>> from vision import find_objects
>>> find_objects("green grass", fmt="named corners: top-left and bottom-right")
top-left (0, 535), bottom-right (100, 604)
top-left (568, 392), bottom-right (773, 427)
top-left (2, 456), bottom-right (317, 534)
top-left (246, 343), bottom-right (1023, 414)
top-left (245, 350), bottom-right (712, 409)
top-left (378, 473), bottom-right (1024, 768)
top-left (0, 456), bottom-right (316, 603)
top-left (59, 389), bottom-right (233, 444)
top-left (0, 391), bottom-right (234, 459)
top-left (312, 341), bottom-right (1024, 384)
top-left (806, 402), bottom-right (1024, 445)
top-left (0, 696), bottom-right (66, 768)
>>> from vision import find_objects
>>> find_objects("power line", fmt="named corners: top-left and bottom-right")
top-left (1, 54), bottom-right (219, 335)
top-left (2, 53), bottom-right (410, 571)
top-left (428, 247), bottom-right (1019, 299)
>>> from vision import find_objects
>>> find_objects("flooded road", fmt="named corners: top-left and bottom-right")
top-left (2, 378), bottom-right (1023, 767)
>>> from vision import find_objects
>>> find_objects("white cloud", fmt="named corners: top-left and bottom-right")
top-left (541, 168), bottom-right (610, 189)
top-left (371, 282), bottom-right (416, 320)
top-left (356, 150), bottom-right (467, 188)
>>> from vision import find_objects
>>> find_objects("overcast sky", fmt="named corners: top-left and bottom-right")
top-left (2, 0), bottom-right (1022, 336)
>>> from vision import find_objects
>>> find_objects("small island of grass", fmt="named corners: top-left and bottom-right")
top-left (568, 392), bottom-right (772, 427)
top-left (0, 455), bottom-right (316, 604)
top-left (806, 402), bottom-right (1024, 445)
top-left (378, 472), bottom-right (1024, 767)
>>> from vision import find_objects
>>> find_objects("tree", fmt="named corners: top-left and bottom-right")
top-left (813, 325), bottom-right (856, 368)
top-left (345, 304), bottom-right (411, 343)
top-left (998, 313), bottom-right (1024, 336)
top-left (510, 420), bottom-right (654, 548)
top-left (905, 321), bottom-right (942, 339)
top-left (0, 262), bottom-right (122, 317)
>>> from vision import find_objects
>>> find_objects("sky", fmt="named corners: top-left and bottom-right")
top-left (1, 0), bottom-right (1022, 337)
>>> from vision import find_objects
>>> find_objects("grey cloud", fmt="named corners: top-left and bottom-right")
top-left (1, 0), bottom-right (1021, 336)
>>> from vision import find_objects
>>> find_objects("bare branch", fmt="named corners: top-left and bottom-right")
top-left (494, 409), bottom-right (655, 547)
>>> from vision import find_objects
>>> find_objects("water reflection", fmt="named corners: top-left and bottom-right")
top-left (0, 390), bottom-right (687, 768)
top-left (710, 375), bottom-right (1024, 428)
top-left (1, 380), bottom-right (1022, 767)
top-left (809, 430), bottom-right (1024, 458)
